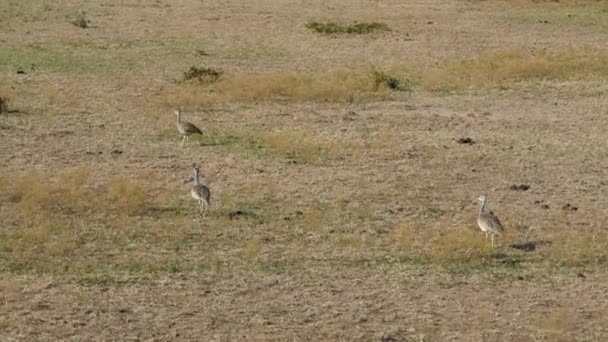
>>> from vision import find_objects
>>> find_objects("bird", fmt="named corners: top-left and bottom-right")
top-left (477, 194), bottom-right (504, 248)
top-left (191, 163), bottom-right (211, 215)
top-left (175, 109), bottom-right (203, 146)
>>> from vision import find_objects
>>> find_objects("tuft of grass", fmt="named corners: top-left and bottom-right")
top-left (305, 21), bottom-right (389, 34)
top-left (108, 176), bottom-right (146, 216)
top-left (428, 229), bottom-right (495, 265)
top-left (70, 9), bottom-right (89, 29)
top-left (243, 237), bottom-right (262, 260)
top-left (182, 66), bottom-right (223, 83)
top-left (371, 69), bottom-right (417, 92)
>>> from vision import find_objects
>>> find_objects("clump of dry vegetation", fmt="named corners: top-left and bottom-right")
top-left (182, 66), bottom-right (223, 83)
top-left (70, 9), bottom-right (89, 28)
top-left (305, 20), bottom-right (389, 34)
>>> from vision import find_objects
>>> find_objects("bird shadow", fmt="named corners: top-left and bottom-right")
top-left (509, 240), bottom-right (552, 252)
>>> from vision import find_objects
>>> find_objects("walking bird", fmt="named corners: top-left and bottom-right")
top-left (191, 163), bottom-right (211, 215)
top-left (477, 194), bottom-right (504, 247)
top-left (175, 110), bottom-right (203, 146)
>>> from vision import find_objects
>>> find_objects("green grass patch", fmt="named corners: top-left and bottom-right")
top-left (0, 43), bottom-right (114, 74)
top-left (305, 20), bottom-right (390, 34)
top-left (502, 5), bottom-right (608, 32)
top-left (182, 66), bottom-right (223, 83)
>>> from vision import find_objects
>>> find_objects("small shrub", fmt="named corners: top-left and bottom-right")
top-left (347, 22), bottom-right (389, 34)
top-left (183, 66), bottom-right (223, 83)
top-left (305, 21), bottom-right (389, 34)
top-left (70, 10), bottom-right (89, 28)
top-left (372, 69), bottom-right (417, 92)
top-left (305, 21), bottom-right (344, 34)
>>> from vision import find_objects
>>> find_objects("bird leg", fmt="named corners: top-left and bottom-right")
top-left (491, 235), bottom-right (494, 248)
top-left (181, 135), bottom-right (186, 147)
top-left (485, 232), bottom-right (488, 240)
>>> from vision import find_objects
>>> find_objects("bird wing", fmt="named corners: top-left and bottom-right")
top-left (183, 121), bottom-right (203, 134)
top-left (481, 212), bottom-right (504, 233)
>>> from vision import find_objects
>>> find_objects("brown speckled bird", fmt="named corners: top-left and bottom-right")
top-left (175, 110), bottom-right (203, 146)
top-left (477, 194), bottom-right (504, 247)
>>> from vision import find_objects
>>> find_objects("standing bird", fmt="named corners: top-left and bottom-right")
top-left (477, 194), bottom-right (504, 247)
top-left (175, 109), bottom-right (203, 146)
top-left (191, 163), bottom-right (211, 215)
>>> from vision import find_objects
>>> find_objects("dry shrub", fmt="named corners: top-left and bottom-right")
top-left (107, 176), bottom-right (146, 216)
top-left (243, 237), bottom-right (262, 260)
top-left (546, 229), bottom-right (608, 266)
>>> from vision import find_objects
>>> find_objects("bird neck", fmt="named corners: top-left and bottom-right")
top-left (479, 199), bottom-right (486, 215)
top-left (176, 113), bottom-right (181, 123)
top-left (194, 169), bottom-right (201, 185)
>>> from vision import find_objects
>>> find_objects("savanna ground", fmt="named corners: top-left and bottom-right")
top-left (1, 0), bottom-right (608, 340)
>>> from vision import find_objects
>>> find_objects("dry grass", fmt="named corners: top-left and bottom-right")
top-left (3, 168), bottom-right (146, 217)
top-left (243, 237), bottom-right (263, 260)
top-left (422, 49), bottom-right (608, 93)
top-left (3, 0), bottom-right (608, 339)
top-left (533, 309), bottom-right (575, 342)
top-left (395, 222), bottom-right (503, 266)
top-left (158, 48), bottom-right (608, 106)
top-left (546, 229), bottom-right (608, 267)
top-left (107, 176), bottom-right (147, 216)
top-left (159, 69), bottom-right (375, 106)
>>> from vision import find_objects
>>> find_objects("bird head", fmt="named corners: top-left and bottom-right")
top-left (477, 194), bottom-right (487, 203)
